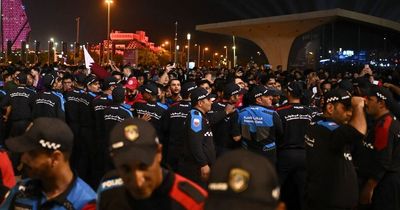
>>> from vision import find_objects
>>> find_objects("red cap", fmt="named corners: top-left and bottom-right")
top-left (124, 77), bottom-right (139, 90)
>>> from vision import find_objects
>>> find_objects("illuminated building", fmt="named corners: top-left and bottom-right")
top-left (0, 0), bottom-right (31, 51)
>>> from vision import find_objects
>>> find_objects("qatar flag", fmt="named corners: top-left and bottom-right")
top-left (83, 46), bottom-right (110, 79)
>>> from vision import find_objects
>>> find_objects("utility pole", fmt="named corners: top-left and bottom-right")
top-left (76, 17), bottom-right (80, 43)
top-left (174, 21), bottom-right (178, 64)
top-left (232, 35), bottom-right (237, 67)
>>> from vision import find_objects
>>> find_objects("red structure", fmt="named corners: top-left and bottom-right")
top-left (93, 30), bottom-right (162, 65)
top-left (1, 0), bottom-right (31, 51)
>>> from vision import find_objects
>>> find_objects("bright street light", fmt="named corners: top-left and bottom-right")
top-left (105, 0), bottom-right (113, 64)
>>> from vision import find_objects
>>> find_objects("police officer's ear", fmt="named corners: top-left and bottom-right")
top-left (155, 144), bottom-right (163, 164)
top-left (255, 97), bottom-right (262, 105)
top-left (49, 150), bottom-right (66, 167)
top-left (325, 102), bottom-right (335, 114)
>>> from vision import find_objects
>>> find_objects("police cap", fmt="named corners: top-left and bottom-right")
top-left (205, 149), bottom-right (280, 210)
top-left (6, 117), bottom-right (74, 153)
top-left (109, 118), bottom-right (159, 167)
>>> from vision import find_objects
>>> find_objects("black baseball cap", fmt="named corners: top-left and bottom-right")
top-left (191, 87), bottom-right (213, 104)
top-left (250, 85), bottom-right (274, 99)
top-left (367, 86), bottom-right (395, 108)
top-left (42, 73), bottom-right (56, 88)
top-left (112, 85), bottom-right (126, 103)
top-left (224, 83), bottom-right (243, 99)
top-left (138, 83), bottom-right (159, 96)
top-left (103, 76), bottom-right (119, 90)
top-left (287, 81), bottom-right (304, 98)
top-left (74, 73), bottom-right (87, 85)
top-left (16, 72), bottom-right (28, 84)
top-left (181, 82), bottom-right (197, 96)
top-left (324, 88), bottom-right (352, 108)
top-left (205, 149), bottom-right (280, 210)
top-left (109, 118), bottom-right (159, 166)
top-left (6, 117), bottom-right (74, 153)
top-left (85, 75), bottom-right (99, 86)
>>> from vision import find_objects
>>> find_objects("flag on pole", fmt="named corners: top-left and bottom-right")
top-left (83, 45), bottom-right (111, 79)
top-left (83, 45), bottom-right (94, 74)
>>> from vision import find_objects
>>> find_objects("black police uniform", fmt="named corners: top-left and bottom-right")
top-left (357, 113), bottom-right (400, 210)
top-left (162, 100), bottom-right (191, 171)
top-left (97, 169), bottom-right (207, 210)
top-left (180, 108), bottom-right (216, 187)
top-left (305, 116), bottom-right (365, 210)
top-left (64, 88), bottom-right (84, 171)
top-left (104, 104), bottom-right (133, 140)
top-left (32, 90), bottom-right (65, 121)
top-left (133, 101), bottom-right (167, 139)
top-left (208, 102), bottom-right (241, 157)
top-left (77, 90), bottom-right (98, 187)
top-left (276, 103), bottom-right (312, 210)
top-left (93, 93), bottom-right (113, 139)
top-left (1, 86), bottom-right (36, 137)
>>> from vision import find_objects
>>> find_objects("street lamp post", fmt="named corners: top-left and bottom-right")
top-left (202, 47), bottom-right (208, 66)
top-left (186, 33), bottom-right (191, 69)
top-left (195, 44), bottom-right (200, 67)
top-left (174, 22), bottom-right (178, 64)
top-left (105, 0), bottom-right (113, 64)
top-left (224, 46), bottom-right (228, 67)
top-left (232, 46), bottom-right (237, 67)
top-left (213, 52), bottom-right (219, 67)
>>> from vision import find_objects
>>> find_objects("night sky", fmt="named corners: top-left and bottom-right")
top-left (22, 0), bottom-right (400, 61)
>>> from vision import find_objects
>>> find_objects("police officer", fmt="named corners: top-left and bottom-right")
top-left (32, 73), bottom-right (65, 121)
top-left (77, 74), bottom-right (101, 187)
top-left (358, 86), bottom-right (400, 210)
top-left (238, 85), bottom-right (283, 163)
top-left (100, 86), bottom-right (133, 172)
top-left (305, 89), bottom-right (366, 210)
top-left (0, 117), bottom-right (96, 209)
top-left (206, 149), bottom-right (284, 210)
top-left (276, 81), bottom-right (312, 210)
top-left (91, 77), bottom-right (119, 183)
top-left (162, 82), bottom-right (197, 171)
top-left (180, 87), bottom-right (216, 187)
top-left (208, 83), bottom-right (241, 157)
top-left (97, 118), bottom-right (207, 210)
top-left (64, 74), bottom-right (86, 172)
top-left (1, 72), bottom-right (36, 137)
top-left (93, 77), bottom-right (118, 154)
top-left (104, 86), bottom-right (133, 139)
top-left (133, 82), bottom-right (167, 139)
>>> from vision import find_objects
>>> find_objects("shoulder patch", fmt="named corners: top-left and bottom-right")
top-left (190, 110), bottom-right (202, 132)
top-left (317, 120), bottom-right (339, 131)
top-left (178, 181), bottom-right (206, 203)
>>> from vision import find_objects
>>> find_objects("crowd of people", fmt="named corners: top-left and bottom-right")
top-left (0, 61), bottom-right (399, 210)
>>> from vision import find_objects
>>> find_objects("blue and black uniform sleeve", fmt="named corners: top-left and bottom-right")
top-left (187, 111), bottom-right (208, 167)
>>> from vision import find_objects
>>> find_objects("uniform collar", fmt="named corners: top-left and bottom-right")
top-left (43, 174), bottom-right (78, 205)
